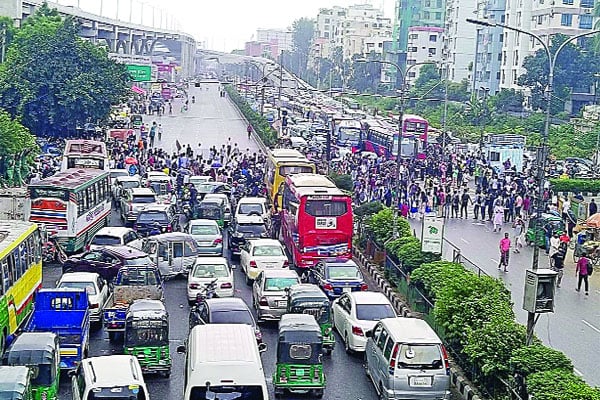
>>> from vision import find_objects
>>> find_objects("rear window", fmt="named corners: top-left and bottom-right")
top-left (253, 245), bottom-right (283, 256)
top-left (137, 212), bottom-right (168, 223)
top-left (238, 203), bottom-right (264, 215)
top-left (327, 266), bottom-right (361, 279)
top-left (91, 235), bottom-right (122, 246)
top-left (397, 344), bottom-right (443, 370)
top-left (121, 181), bottom-right (140, 189)
top-left (192, 263), bottom-right (229, 278)
top-left (210, 310), bottom-right (254, 325)
top-left (132, 195), bottom-right (156, 203)
top-left (355, 304), bottom-right (396, 321)
top-left (190, 224), bottom-right (219, 235)
top-left (123, 256), bottom-right (153, 267)
top-left (57, 281), bottom-right (97, 295)
top-left (265, 277), bottom-right (299, 291)
top-left (305, 200), bottom-right (347, 217)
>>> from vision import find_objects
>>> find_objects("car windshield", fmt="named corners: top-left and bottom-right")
top-left (57, 281), bottom-right (97, 295)
top-left (111, 171), bottom-right (128, 179)
top-left (355, 304), bottom-right (396, 321)
top-left (238, 223), bottom-right (266, 235)
top-left (193, 263), bottom-right (229, 278)
top-left (190, 386), bottom-right (265, 400)
top-left (137, 212), bottom-right (168, 223)
top-left (132, 195), bottom-right (156, 203)
top-left (327, 266), bottom-right (361, 279)
top-left (397, 344), bottom-right (443, 370)
top-left (197, 184), bottom-right (217, 193)
top-left (123, 256), bottom-right (154, 267)
top-left (265, 277), bottom-right (298, 291)
top-left (238, 204), bottom-right (263, 215)
top-left (91, 235), bottom-right (121, 246)
top-left (118, 267), bottom-right (158, 285)
top-left (253, 245), bottom-right (283, 256)
top-left (190, 224), bottom-right (219, 235)
top-left (211, 310), bottom-right (254, 325)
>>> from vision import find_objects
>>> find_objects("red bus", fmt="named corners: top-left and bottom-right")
top-left (279, 174), bottom-right (353, 273)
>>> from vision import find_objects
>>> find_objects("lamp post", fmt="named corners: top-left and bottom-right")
top-left (357, 58), bottom-right (437, 236)
top-left (467, 18), bottom-right (600, 345)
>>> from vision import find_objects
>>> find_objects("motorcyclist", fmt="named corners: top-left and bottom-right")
top-left (149, 222), bottom-right (162, 236)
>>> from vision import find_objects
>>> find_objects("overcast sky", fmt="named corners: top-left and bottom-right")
top-left (55, 0), bottom-right (395, 51)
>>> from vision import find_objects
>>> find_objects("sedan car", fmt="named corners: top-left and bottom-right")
top-left (62, 246), bottom-right (154, 282)
top-left (240, 239), bottom-right (289, 285)
top-left (56, 272), bottom-right (110, 324)
top-left (187, 256), bottom-right (234, 304)
top-left (119, 188), bottom-right (157, 225)
top-left (189, 298), bottom-right (262, 343)
top-left (186, 219), bottom-right (223, 255)
top-left (87, 227), bottom-right (140, 251)
top-left (134, 203), bottom-right (179, 237)
top-left (252, 269), bottom-right (300, 322)
top-left (332, 291), bottom-right (397, 353)
top-left (309, 259), bottom-right (367, 299)
top-left (227, 215), bottom-right (269, 257)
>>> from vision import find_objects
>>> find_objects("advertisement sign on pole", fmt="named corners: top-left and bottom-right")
top-left (126, 65), bottom-right (152, 82)
top-left (421, 215), bottom-right (444, 254)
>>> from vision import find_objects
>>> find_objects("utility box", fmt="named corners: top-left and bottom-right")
top-left (523, 269), bottom-right (558, 314)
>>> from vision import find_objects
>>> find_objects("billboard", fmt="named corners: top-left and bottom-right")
top-left (126, 65), bottom-right (152, 82)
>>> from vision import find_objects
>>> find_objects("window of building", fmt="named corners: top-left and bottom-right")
top-left (502, 71), bottom-right (506, 84)
top-left (496, 71), bottom-right (501, 80)
top-left (408, 71), bottom-right (416, 78)
top-left (424, 0), bottom-right (431, 6)
top-left (324, 32), bottom-right (329, 39)
top-left (429, 34), bottom-right (437, 42)
top-left (501, 14), bottom-right (506, 23)
top-left (408, 47), bottom-right (418, 52)
top-left (409, 33), bottom-right (418, 39)
top-left (499, 33), bottom-right (504, 42)
top-left (498, 52), bottom-right (502, 61)
top-left (428, 48), bottom-right (437, 56)
top-left (324, 18), bottom-right (330, 23)
top-left (514, 50), bottom-right (519, 65)
top-left (562, 0), bottom-right (574, 4)
top-left (423, 11), bottom-right (430, 19)
top-left (512, 70), bottom-right (517, 83)
top-left (579, 14), bottom-right (593, 29)
top-left (561, 13), bottom-right (573, 26)
top-left (435, 12), bottom-right (442, 20)
top-left (580, 0), bottom-right (595, 7)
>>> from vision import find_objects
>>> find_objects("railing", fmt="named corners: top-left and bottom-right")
top-left (442, 238), bottom-right (489, 278)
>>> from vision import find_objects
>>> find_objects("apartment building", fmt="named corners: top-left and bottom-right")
top-left (406, 26), bottom-right (444, 87)
top-left (245, 28), bottom-right (292, 59)
top-left (445, 0), bottom-right (477, 83)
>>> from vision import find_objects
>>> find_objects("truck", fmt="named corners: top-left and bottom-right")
top-left (25, 289), bottom-right (90, 370)
top-left (0, 187), bottom-right (27, 220)
top-left (103, 265), bottom-right (164, 341)
top-left (483, 133), bottom-right (526, 173)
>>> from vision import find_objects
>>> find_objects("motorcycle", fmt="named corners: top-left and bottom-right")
top-left (189, 279), bottom-right (218, 329)
top-left (42, 237), bottom-right (68, 264)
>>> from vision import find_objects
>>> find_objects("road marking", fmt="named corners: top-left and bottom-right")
top-left (490, 258), bottom-right (499, 264)
top-left (574, 368), bottom-right (584, 377)
top-left (582, 320), bottom-right (600, 334)
top-left (460, 238), bottom-right (469, 245)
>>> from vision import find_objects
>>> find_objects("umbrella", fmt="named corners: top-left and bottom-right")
top-left (585, 213), bottom-right (600, 228)
top-left (125, 156), bottom-right (138, 165)
top-left (211, 162), bottom-right (222, 168)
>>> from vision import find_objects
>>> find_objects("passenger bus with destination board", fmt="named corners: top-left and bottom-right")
top-left (25, 169), bottom-right (111, 253)
top-left (279, 173), bottom-right (353, 276)
top-left (60, 140), bottom-right (109, 172)
top-left (362, 115), bottom-right (429, 159)
top-left (265, 149), bottom-right (316, 211)
top-left (332, 116), bottom-right (362, 151)
top-left (0, 220), bottom-right (42, 353)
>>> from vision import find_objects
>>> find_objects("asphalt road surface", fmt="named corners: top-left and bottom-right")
top-left (412, 214), bottom-right (600, 387)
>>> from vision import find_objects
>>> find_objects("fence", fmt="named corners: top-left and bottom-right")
top-left (442, 238), bottom-right (489, 278)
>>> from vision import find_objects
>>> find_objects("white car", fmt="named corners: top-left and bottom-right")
top-left (187, 256), bottom-right (234, 304)
top-left (331, 291), bottom-right (397, 353)
top-left (88, 227), bottom-right (140, 251)
top-left (109, 169), bottom-right (129, 185)
top-left (235, 197), bottom-right (270, 222)
top-left (56, 272), bottom-right (109, 323)
top-left (112, 175), bottom-right (141, 201)
top-left (188, 175), bottom-right (212, 187)
top-left (239, 239), bottom-right (289, 285)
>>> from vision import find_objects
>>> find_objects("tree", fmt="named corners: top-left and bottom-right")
top-left (0, 5), bottom-right (129, 137)
top-left (0, 109), bottom-right (37, 186)
top-left (348, 53), bottom-right (382, 93)
top-left (290, 18), bottom-right (314, 79)
top-left (0, 16), bottom-right (17, 60)
top-left (489, 88), bottom-right (524, 113)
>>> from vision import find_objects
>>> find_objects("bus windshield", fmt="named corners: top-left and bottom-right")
top-left (279, 165), bottom-right (313, 176)
top-left (338, 127), bottom-right (360, 143)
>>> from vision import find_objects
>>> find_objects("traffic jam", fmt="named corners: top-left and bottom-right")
top-left (0, 86), bottom-right (451, 400)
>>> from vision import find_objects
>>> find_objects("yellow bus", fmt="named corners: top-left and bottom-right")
top-left (265, 149), bottom-right (316, 210)
top-left (0, 221), bottom-right (42, 353)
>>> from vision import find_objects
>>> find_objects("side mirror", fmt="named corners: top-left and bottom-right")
top-left (176, 345), bottom-right (186, 354)
top-left (258, 343), bottom-right (268, 353)
top-left (365, 330), bottom-right (373, 338)
top-left (231, 264), bottom-right (237, 270)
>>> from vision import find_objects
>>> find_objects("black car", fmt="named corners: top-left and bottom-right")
top-left (227, 215), bottom-right (268, 257)
top-left (189, 298), bottom-right (262, 343)
top-left (134, 204), bottom-right (179, 237)
top-left (62, 246), bottom-right (153, 281)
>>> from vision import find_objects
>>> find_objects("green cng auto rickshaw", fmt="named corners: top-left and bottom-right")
top-left (287, 284), bottom-right (335, 354)
top-left (525, 213), bottom-right (565, 249)
top-left (3, 333), bottom-right (60, 400)
top-left (124, 299), bottom-right (171, 377)
top-left (273, 314), bottom-right (325, 398)
top-left (0, 366), bottom-right (33, 400)
top-left (192, 200), bottom-right (225, 228)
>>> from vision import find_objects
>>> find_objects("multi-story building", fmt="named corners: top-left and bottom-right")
top-left (340, 14), bottom-right (393, 59)
top-left (445, 0), bottom-right (477, 83)
top-left (244, 28), bottom-right (292, 59)
top-left (405, 26), bottom-right (444, 87)
top-left (313, 6), bottom-right (348, 61)
top-left (472, 0), bottom-right (507, 95)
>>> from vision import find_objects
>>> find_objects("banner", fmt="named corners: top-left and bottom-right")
top-left (131, 85), bottom-right (146, 95)
top-left (421, 215), bottom-right (444, 254)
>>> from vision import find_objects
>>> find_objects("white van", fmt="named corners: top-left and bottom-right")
top-left (71, 355), bottom-right (149, 400)
top-left (177, 324), bottom-right (269, 400)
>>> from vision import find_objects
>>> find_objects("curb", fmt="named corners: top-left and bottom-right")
top-left (353, 248), bottom-right (483, 400)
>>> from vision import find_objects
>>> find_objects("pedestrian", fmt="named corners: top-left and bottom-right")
top-left (551, 241), bottom-right (567, 287)
top-left (575, 254), bottom-right (591, 295)
top-left (460, 189), bottom-right (471, 218)
top-left (548, 232), bottom-right (560, 265)
top-left (158, 124), bottom-right (163, 141)
top-left (499, 232), bottom-right (511, 272)
top-left (589, 198), bottom-right (597, 217)
top-left (149, 122), bottom-right (156, 148)
top-left (247, 124), bottom-right (252, 139)
top-left (493, 202), bottom-right (504, 232)
top-left (513, 215), bottom-right (525, 253)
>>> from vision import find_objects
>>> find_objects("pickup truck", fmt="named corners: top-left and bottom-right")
top-left (103, 265), bottom-right (164, 341)
top-left (25, 289), bottom-right (90, 370)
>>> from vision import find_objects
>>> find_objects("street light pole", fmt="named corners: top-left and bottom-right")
top-left (467, 18), bottom-right (600, 345)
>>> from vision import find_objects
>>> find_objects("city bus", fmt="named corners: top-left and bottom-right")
top-left (60, 139), bottom-right (110, 172)
top-left (403, 114), bottom-right (429, 160)
top-left (332, 116), bottom-right (362, 151)
top-left (0, 221), bottom-right (42, 353)
top-left (279, 173), bottom-right (353, 275)
top-left (265, 149), bottom-right (316, 211)
top-left (362, 115), bottom-right (429, 159)
top-left (25, 169), bottom-right (111, 253)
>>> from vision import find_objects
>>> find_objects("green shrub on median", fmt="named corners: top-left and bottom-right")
top-left (550, 178), bottom-right (600, 194)
top-left (526, 369), bottom-right (600, 400)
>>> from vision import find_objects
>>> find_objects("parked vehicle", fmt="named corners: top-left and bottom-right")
top-left (186, 219), bottom-right (223, 255)
top-left (62, 246), bottom-right (153, 282)
top-left (129, 233), bottom-right (200, 278)
top-left (3, 332), bottom-right (60, 400)
top-left (273, 314), bottom-right (325, 398)
top-left (187, 257), bottom-right (234, 304)
top-left (119, 187), bottom-right (157, 225)
top-left (287, 284), bottom-right (335, 354)
top-left (332, 292), bottom-right (397, 353)
top-left (0, 366), bottom-right (33, 400)
top-left (25, 289), bottom-right (90, 370)
top-left (177, 324), bottom-right (268, 400)
top-left (70, 355), bottom-right (150, 400)
top-left (365, 318), bottom-right (451, 400)
top-left (309, 259), bottom-right (367, 299)
top-left (56, 272), bottom-right (110, 325)
top-left (240, 238), bottom-right (289, 285)
top-left (189, 298), bottom-right (262, 343)
top-left (124, 300), bottom-right (171, 377)
top-left (87, 227), bottom-right (140, 251)
top-left (103, 266), bottom-right (164, 342)
top-left (252, 269), bottom-right (301, 322)
top-left (227, 215), bottom-right (269, 257)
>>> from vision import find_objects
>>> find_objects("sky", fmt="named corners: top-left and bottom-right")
top-left (54, 0), bottom-right (395, 51)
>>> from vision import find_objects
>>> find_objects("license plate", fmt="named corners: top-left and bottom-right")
top-left (409, 376), bottom-right (433, 387)
top-left (197, 242), bottom-right (212, 247)
top-left (342, 287), bottom-right (351, 293)
top-left (277, 300), bottom-right (287, 308)
top-left (295, 369), bottom-right (305, 377)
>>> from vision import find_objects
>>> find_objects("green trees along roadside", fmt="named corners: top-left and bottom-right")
top-left (0, 110), bottom-right (36, 187)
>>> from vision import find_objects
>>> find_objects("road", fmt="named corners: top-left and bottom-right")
top-left (43, 83), bottom-right (381, 400)
top-left (412, 213), bottom-right (600, 387)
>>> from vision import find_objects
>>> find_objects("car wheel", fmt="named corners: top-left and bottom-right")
top-left (344, 333), bottom-right (353, 354)
top-left (311, 389), bottom-right (324, 398)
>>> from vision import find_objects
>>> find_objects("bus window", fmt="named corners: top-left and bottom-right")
top-left (13, 249), bottom-right (22, 280)
top-left (27, 235), bottom-right (35, 264)
top-left (305, 200), bottom-right (348, 217)
top-left (19, 243), bottom-right (28, 277)
top-left (0, 258), bottom-right (7, 295)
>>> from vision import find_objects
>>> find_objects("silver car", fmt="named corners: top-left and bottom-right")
top-left (252, 269), bottom-right (300, 322)
top-left (186, 219), bottom-right (223, 256)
